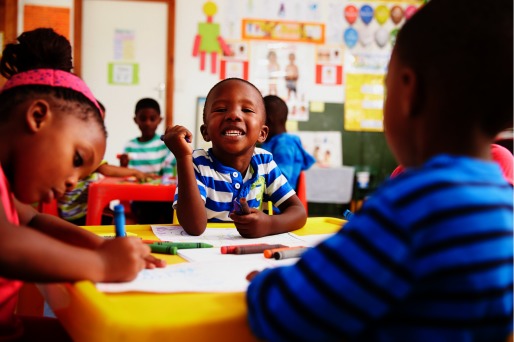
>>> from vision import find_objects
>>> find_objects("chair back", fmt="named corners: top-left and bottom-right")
top-left (297, 171), bottom-right (308, 214)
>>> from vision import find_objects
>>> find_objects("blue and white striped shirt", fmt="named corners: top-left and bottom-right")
top-left (173, 148), bottom-right (295, 222)
top-left (247, 154), bottom-right (513, 341)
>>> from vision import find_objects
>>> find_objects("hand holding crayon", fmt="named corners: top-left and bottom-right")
top-left (233, 197), bottom-right (251, 215)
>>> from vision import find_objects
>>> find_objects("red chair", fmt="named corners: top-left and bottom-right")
top-left (38, 199), bottom-right (59, 217)
top-left (297, 171), bottom-right (308, 215)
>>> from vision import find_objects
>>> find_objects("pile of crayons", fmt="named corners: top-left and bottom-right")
top-left (142, 240), bottom-right (309, 260)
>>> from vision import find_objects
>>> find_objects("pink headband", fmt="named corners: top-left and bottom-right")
top-left (0, 68), bottom-right (103, 118)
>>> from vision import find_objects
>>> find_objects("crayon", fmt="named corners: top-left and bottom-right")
top-left (150, 242), bottom-right (213, 249)
top-left (233, 198), bottom-right (251, 215)
top-left (263, 246), bottom-right (306, 259)
top-left (234, 244), bottom-right (287, 255)
top-left (272, 247), bottom-right (310, 260)
top-left (221, 244), bottom-right (262, 254)
top-left (150, 245), bottom-right (178, 255)
top-left (113, 204), bottom-right (126, 237)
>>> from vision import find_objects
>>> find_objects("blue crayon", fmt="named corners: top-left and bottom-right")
top-left (114, 204), bottom-right (126, 237)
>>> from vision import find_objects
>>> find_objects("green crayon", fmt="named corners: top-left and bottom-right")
top-left (150, 245), bottom-right (178, 255)
top-left (150, 242), bottom-right (213, 249)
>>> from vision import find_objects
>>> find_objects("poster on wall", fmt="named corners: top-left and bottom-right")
top-left (114, 29), bottom-right (136, 61)
top-left (249, 42), bottom-right (314, 121)
top-left (194, 97), bottom-right (212, 151)
top-left (315, 45), bottom-right (344, 85)
top-left (328, 0), bottom-right (424, 132)
top-left (293, 131), bottom-right (343, 167)
top-left (220, 41), bottom-right (249, 79)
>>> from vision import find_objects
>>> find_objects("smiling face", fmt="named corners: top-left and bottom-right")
top-left (11, 102), bottom-right (106, 204)
top-left (201, 79), bottom-right (268, 166)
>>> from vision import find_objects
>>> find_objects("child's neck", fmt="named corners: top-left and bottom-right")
top-left (211, 149), bottom-right (252, 174)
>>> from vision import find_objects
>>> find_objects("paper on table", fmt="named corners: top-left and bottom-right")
top-left (151, 225), bottom-right (307, 247)
top-left (289, 233), bottom-right (334, 247)
top-left (96, 258), bottom-right (296, 293)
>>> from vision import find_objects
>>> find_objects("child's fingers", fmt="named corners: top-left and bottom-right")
top-left (246, 270), bottom-right (261, 281)
top-left (239, 198), bottom-right (251, 215)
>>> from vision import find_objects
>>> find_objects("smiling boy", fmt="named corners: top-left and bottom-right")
top-left (162, 78), bottom-right (306, 237)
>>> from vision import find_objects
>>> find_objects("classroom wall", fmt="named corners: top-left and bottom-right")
top-left (7, 0), bottom-right (406, 189)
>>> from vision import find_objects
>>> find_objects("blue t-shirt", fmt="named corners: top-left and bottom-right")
top-left (261, 133), bottom-right (315, 190)
top-left (247, 154), bottom-right (513, 341)
top-left (173, 148), bottom-right (295, 222)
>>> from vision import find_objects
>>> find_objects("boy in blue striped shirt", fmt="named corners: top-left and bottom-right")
top-left (246, 0), bottom-right (513, 341)
top-left (162, 78), bottom-right (307, 237)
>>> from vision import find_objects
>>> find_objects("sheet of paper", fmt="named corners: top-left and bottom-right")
top-left (178, 247), bottom-right (273, 263)
top-left (151, 225), bottom-right (307, 247)
top-left (289, 233), bottom-right (334, 247)
top-left (96, 258), bottom-right (297, 293)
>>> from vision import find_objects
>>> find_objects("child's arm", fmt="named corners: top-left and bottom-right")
top-left (230, 195), bottom-right (306, 238)
top-left (162, 125), bottom-right (207, 235)
top-left (96, 163), bottom-right (156, 182)
top-left (0, 201), bottom-right (162, 283)
top-left (16, 199), bottom-right (165, 269)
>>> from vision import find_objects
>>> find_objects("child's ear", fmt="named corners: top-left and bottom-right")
top-left (25, 99), bottom-right (51, 132)
top-left (200, 124), bottom-right (210, 142)
top-left (257, 125), bottom-right (269, 143)
top-left (401, 67), bottom-right (422, 118)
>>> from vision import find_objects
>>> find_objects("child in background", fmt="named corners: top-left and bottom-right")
top-left (58, 101), bottom-right (154, 226)
top-left (0, 28), bottom-right (164, 340)
top-left (120, 98), bottom-right (175, 223)
top-left (261, 95), bottom-right (315, 191)
top-left (246, 0), bottom-right (513, 341)
top-left (162, 78), bottom-right (306, 237)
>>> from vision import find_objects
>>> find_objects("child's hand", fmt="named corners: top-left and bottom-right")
top-left (144, 254), bottom-right (167, 269)
top-left (161, 125), bottom-right (193, 159)
top-left (98, 237), bottom-right (151, 282)
top-left (131, 170), bottom-right (156, 183)
top-left (230, 209), bottom-right (272, 238)
top-left (246, 270), bottom-right (260, 281)
top-left (118, 153), bottom-right (129, 167)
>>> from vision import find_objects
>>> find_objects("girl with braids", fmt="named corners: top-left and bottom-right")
top-left (0, 28), bottom-right (164, 340)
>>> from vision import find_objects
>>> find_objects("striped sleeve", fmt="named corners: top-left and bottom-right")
top-left (247, 164), bottom-right (513, 341)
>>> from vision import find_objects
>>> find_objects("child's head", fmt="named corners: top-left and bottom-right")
top-left (0, 28), bottom-right (106, 204)
top-left (263, 95), bottom-right (288, 140)
top-left (200, 78), bottom-right (268, 157)
top-left (383, 0), bottom-right (513, 167)
top-left (134, 98), bottom-right (162, 140)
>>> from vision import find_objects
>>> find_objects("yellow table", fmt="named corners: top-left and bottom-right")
top-left (41, 217), bottom-right (345, 342)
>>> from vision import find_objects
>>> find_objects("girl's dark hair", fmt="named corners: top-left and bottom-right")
top-left (394, 0), bottom-right (513, 137)
top-left (0, 28), bottom-right (72, 79)
top-left (0, 28), bottom-right (105, 134)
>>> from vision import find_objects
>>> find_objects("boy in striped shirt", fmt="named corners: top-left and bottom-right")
top-left (121, 98), bottom-right (175, 223)
top-left (246, 0), bottom-right (513, 341)
top-left (162, 78), bottom-right (307, 237)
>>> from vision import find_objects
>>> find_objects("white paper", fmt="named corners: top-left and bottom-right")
top-left (151, 225), bottom-right (307, 247)
top-left (96, 258), bottom-right (296, 293)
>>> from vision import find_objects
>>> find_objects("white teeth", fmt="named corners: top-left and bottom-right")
top-left (225, 130), bottom-right (242, 136)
